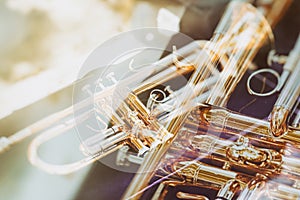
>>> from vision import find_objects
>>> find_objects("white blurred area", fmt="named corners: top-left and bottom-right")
top-left (0, 1), bottom-right (184, 200)
top-left (0, 0), bottom-right (131, 119)
top-left (0, 0), bottom-right (183, 119)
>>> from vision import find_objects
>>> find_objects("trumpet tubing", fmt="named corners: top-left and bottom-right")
top-left (1, 0), bottom-right (299, 200)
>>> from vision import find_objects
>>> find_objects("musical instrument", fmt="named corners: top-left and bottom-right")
top-left (1, 0), bottom-right (299, 199)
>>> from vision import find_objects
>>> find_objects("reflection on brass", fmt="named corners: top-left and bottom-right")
top-left (1, 0), bottom-right (299, 199)
top-left (123, 1), bottom-right (300, 200)
top-left (270, 37), bottom-right (300, 137)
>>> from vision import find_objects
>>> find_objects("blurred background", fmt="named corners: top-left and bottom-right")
top-left (0, 0), bottom-right (299, 200)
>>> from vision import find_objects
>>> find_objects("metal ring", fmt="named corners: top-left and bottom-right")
top-left (246, 68), bottom-right (280, 97)
top-left (149, 89), bottom-right (167, 103)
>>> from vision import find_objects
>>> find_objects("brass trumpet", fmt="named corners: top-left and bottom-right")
top-left (30, 0), bottom-right (273, 176)
top-left (122, 2), bottom-right (300, 200)
top-left (0, 0), bottom-right (299, 200)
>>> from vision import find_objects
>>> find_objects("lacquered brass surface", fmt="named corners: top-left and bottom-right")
top-left (1, 1), bottom-right (299, 200)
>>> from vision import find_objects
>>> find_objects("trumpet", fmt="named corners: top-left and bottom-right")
top-left (122, 2), bottom-right (299, 200)
top-left (35, 0), bottom-right (274, 176)
top-left (0, 0), bottom-right (299, 199)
